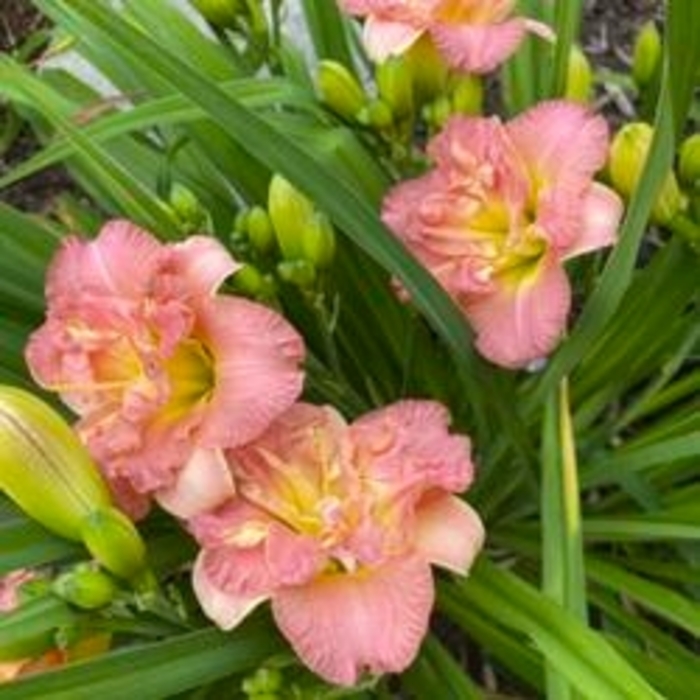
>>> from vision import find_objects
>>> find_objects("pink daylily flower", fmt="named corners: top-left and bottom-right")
top-left (340, 0), bottom-right (553, 72)
top-left (382, 101), bottom-right (624, 369)
top-left (190, 400), bottom-right (484, 686)
top-left (25, 220), bottom-right (305, 517)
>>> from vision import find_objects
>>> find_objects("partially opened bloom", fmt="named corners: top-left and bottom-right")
top-left (383, 101), bottom-right (623, 368)
top-left (340, 0), bottom-right (553, 73)
top-left (26, 220), bottom-right (305, 517)
top-left (191, 400), bottom-right (484, 686)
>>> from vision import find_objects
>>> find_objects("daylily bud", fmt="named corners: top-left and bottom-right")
top-left (246, 205), bottom-right (275, 255)
top-left (232, 263), bottom-right (266, 296)
top-left (357, 99), bottom-right (393, 129)
top-left (565, 45), bottom-right (593, 104)
top-left (170, 184), bottom-right (209, 234)
top-left (632, 21), bottom-right (662, 88)
top-left (450, 75), bottom-right (483, 116)
top-left (277, 259), bottom-right (317, 289)
top-left (609, 123), bottom-right (685, 225)
top-left (190, 0), bottom-right (244, 29)
top-left (424, 95), bottom-right (453, 130)
top-left (53, 566), bottom-right (117, 610)
top-left (679, 133), bottom-right (700, 189)
top-left (376, 56), bottom-right (414, 119)
top-left (241, 666), bottom-right (283, 696)
top-left (403, 34), bottom-right (449, 104)
top-left (302, 213), bottom-right (336, 269)
top-left (317, 60), bottom-right (367, 122)
top-left (80, 507), bottom-right (148, 583)
top-left (0, 386), bottom-right (111, 541)
top-left (268, 175), bottom-right (314, 260)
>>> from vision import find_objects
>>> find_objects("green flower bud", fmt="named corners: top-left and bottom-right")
top-left (232, 263), bottom-right (273, 299)
top-left (80, 507), bottom-right (148, 583)
top-left (356, 99), bottom-right (394, 130)
top-left (190, 0), bottom-right (244, 29)
top-left (241, 666), bottom-right (283, 695)
top-left (679, 133), bottom-right (700, 189)
top-left (609, 123), bottom-right (685, 225)
top-left (302, 213), bottom-right (336, 269)
top-left (246, 205), bottom-right (275, 255)
top-left (376, 55), bottom-right (414, 120)
top-left (450, 75), bottom-right (483, 115)
top-left (53, 566), bottom-right (117, 610)
top-left (170, 183), bottom-right (209, 234)
top-left (565, 45), bottom-right (593, 104)
top-left (0, 386), bottom-right (111, 541)
top-left (403, 34), bottom-right (449, 105)
top-left (317, 60), bottom-right (367, 122)
top-left (425, 95), bottom-right (452, 130)
top-left (632, 21), bottom-right (662, 88)
top-left (268, 175), bottom-right (314, 260)
top-left (277, 259), bottom-right (317, 289)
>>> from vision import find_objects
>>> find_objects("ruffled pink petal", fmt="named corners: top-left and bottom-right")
top-left (466, 255), bottom-right (571, 368)
top-left (561, 183), bottom-right (623, 261)
top-left (508, 101), bottom-right (611, 191)
top-left (414, 494), bottom-right (484, 574)
top-left (363, 17), bottom-right (426, 61)
top-left (272, 556), bottom-right (434, 686)
top-left (196, 296), bottom-right (305, 448)
top-left (192, 552), bottom-right (269, 630)
top-left (46, 220), bottom-right (164, 306)
top-left (171, 236), bottom-right (240, 297)
top-left (156, 448), bottom-right (235, 519)
top-left (430, 19), bottom-right (526, 73)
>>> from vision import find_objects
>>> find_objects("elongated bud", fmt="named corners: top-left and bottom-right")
top-left (632, 21), bottom-right (662, 88)
top-left (0, 386), bottom-right (111, 541)
top-left (376, 56), bottom-right (414, 119)
top-left (403, 34), bottom-right (449, 104)
top-left (246, 205), bottom-right (275, 255)
top-left (565, 45), bottom-right (593, 104)
top-left (190, 0), bottom-right (244, 29)
top-left (277, 260), bottom-right (317, 289)
top-left (609, 123), bottom-right (685, 225)
top-left (302, 213), bottom-right (336, 269)
top-left (53, 566), bottom-right (117, 610)
top-left (170, 183), bottom-right (209, 234)
top-left (679, 133), bottom-right (700, 189)
top-left (424, 95), bottom-right (452, 130)
top-left (356, 99), bottom-right (393, 129)
top-left (450, 75), bottom-right (483, 115)
top-left (80, 507), bottom-right (148, 583)
top-left (268, 175), bottom-right (314, 260)
top-left (317, 60), bottom-right (367, 121)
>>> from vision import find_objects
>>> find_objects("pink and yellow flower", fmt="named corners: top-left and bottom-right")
top-left (25, 220), bottom-right (305, 517)
top-left (339, 0), bottom-right (553, 73)
top-left (190, 400), bottom-right (484, 686)
top-left (382, 101), bottom-right (623, 368)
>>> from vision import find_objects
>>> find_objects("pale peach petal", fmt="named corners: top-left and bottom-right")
top-left (467, 256), bottom-right (571, 368)
top-left (414, 494), bottom-right (484, 573)
top-left (272, 556), bottom-right (434, 686)
top-left (192, 552), bottom-right (268, 631)
top-left (561, 183), bottom-right (623, 260)
top-left (196, 297), bottom-right (305, 448)
top-left (0, 660), bottom-right (27, 683)
top-left (156, 448), bottom-right (235, 519)
top-left (508, 101), bottom-right (610, 190)
top-left (171, 236), bottom-right (241, 297)
top-left (363, 17), bottom-right (426, 61)
top-left (430, 19), bottom-right (526, 73)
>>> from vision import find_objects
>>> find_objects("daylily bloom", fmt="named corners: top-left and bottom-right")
top-left (25, 220), bottom-right (305, 517)
top-left (382, 101), bottom-right (624, 368)
top-left (339, 0), bottom-right (553, 73)
top-left (190, 400), bottom-right (484, 686)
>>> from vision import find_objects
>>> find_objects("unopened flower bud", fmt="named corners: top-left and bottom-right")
top-left (450, 75), bottom-right (483, 115)
top-left (425, 95), bottom-right (452, 130)
top-left (246, 205), bottom-right (275, 255)
top-left (232, 263), bottom-right (276, 299)
top-left (0, 386), bottom-right (111, 541)
top-left (80, 507), bottom-right (148, 583)
top-left (190, 0), bottom-right (244, 29)
top-left (302, 213), bottom-right (336, 269)
top-left (679, 133), bottom-right (700, 189)
top-left (632, 21), bottom-right (662, 88)
top-left (268, 175), bottom-right (314, 260)
top-left (170, 184), bottom-right (209, 234)
top-left (357, 99), bottom-right (393, 130)
top-left (609, 123), bottom-right (685, 225)
top-left (404, 34), bottom-right (449, 104)
top-left (277, 259), bottom-right (317, 288)
top-left (53, 566), bottom-right (117, 610)
top-left (376, 56), bottom-right (414, 119)
top-left (317, 60), bottom-right (367, 122)
top-left (241, 666), bottom-right (283, 696)
top-left (565, 45), bottom-right (593, 104)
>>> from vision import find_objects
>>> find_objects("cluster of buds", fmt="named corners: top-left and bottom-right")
top-left (231, 174), bottom-right (336, 297)
top-left (168, 183), bottom-right (212, 235)
top-left (0, 387), bottom-right (151, 588)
